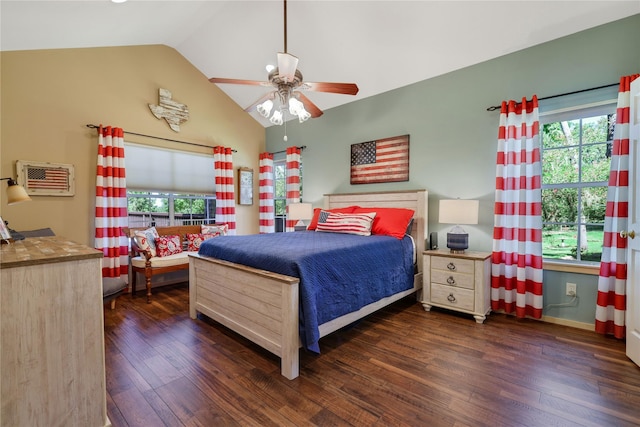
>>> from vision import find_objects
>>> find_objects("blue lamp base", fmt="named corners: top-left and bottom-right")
top-left (446, 232), bottom-right (469, 254)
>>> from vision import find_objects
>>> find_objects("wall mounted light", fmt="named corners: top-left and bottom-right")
top-left (1, 178), bottom-right (32, 205)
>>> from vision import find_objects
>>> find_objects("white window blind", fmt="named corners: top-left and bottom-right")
top-left (124, 143), bottom-right (215, 194)
top-left (539, 84), bottom-right (618, 118)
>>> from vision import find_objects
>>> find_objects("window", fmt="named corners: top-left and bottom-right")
top-left (127, 191), bottom-right (216, 227)
top-left (273, 157), bottom-right (303, 232)
top-left (124, 142), bottom-right (217, 228)
top-left (541, 104), bottom-right (616, 263)
top-left (274, 160), bottom-right (287, 232)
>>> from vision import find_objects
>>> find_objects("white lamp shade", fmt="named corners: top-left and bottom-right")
top-left (257, 99), bottom-right (273, 118)
top-left (270, 110), bottom-right (283, 125)
top-left (288, 97), bottom-right (303, 115)
top-left (297, 107), bottom-right (311, 123)
top-left (439, 199), bottom-right (479, 225)
top-left (277, 52), bottom-right (299, 82)
top-left (6, 181), bottom-right (32, 205)
top-left (287, 202), bottom-right (313, 221)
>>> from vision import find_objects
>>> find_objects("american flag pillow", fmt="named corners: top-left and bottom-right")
top-left (315, 211), bottom-right (377, 236)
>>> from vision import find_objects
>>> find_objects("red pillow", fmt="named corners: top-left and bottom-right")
top-left (353, 207), bottom-right (415, 239)
top-left (154, 235), bottom-right (183, 257)
top-left (307, 206), bottom-right (359, 230)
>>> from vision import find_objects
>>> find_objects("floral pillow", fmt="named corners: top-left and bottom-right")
top-left (186, 233), bottom-right (219, 251)
top-left (201, 224), bottom-right (228, 237)
top-left (133, 226), bottom-right (159, 257)
top-left (154, 235), bottom-right (183, 257)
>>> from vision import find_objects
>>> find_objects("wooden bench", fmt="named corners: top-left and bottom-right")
top-left (127, 225), bottom-right (201, 303)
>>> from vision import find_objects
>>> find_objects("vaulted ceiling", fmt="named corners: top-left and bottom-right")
top-left (2, 1), bottom-right (638, 127)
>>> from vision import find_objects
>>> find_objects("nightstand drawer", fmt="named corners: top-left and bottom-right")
top-left (431, 256), bottom-right (474, 275)
top-left (431, 270), bottom-right (474, 290)
top-left (431, 283), bottom-right (474, 311)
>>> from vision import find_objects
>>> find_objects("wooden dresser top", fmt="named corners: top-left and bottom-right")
top-left (0, 236), bottom-right (102, 269)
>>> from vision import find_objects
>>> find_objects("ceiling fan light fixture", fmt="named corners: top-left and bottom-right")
top-left (277, 52), bottom-right (299, 82)
top-left (257, 99), bottom-right (274, 118)
top-left (270, 110), bottom-right (284, 125)
top-left (297, 108), bottom-right (311, 123)
top-left (207, 0), bottom-right (358, 125)
top-left (288, 97), bottom-right (303, 115)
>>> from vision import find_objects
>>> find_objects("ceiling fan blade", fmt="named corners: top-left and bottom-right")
top-left (209, 77), bottom-right (269, 86)
top-left (294, 92), bottom-right (323, 118)
top-left (277, 52), bottom-right (299, 82)
top-left (244, 92), bottom-right (276, 112)
top-left (301, 82), bottom-right (359, 95)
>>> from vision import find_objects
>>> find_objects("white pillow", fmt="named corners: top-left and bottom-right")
top-left (201, 224), bottom-right (229, 237)
top-left (133, 226), bottom-right (159, 257)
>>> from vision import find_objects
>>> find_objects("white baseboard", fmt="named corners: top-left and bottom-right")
top-left (541, 315), bottom-right (594, 331)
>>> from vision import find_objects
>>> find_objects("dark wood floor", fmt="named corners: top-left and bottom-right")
top-left (104, 284), bottom-right (640, 427)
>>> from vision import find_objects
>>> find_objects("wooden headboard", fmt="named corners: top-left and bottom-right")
top-left (324, 189), bottom-right (428, 269)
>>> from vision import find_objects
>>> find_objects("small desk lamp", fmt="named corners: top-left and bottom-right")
top-left (439, 199), bottom-right (479, 253)
top-left (1, 177), bottom-right (32, 205)
top-left (288, 202), bottom-right (313, 231)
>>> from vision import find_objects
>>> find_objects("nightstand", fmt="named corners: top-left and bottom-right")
top-left (422, 249), bottom-right (491, 323)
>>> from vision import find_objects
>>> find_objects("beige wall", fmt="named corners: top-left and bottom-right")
top-left (1, 44), bottom-right (264, 245)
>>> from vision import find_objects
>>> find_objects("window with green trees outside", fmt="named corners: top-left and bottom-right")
top-left (541, 105), bottom-right (616, 263)
top-left (127, 191), bottom-right (216, 228)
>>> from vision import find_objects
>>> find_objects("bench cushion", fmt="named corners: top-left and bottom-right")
top-left (131, 251), bottom-right (197, 268)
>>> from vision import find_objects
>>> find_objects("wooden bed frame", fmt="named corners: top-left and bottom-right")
top-left (189, 189), bottom-right (428, 379)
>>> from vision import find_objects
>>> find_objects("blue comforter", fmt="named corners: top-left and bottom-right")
top-left (198, 231), bottom-right (415, 353)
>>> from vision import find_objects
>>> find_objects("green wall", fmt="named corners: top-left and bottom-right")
top-left (266, 14), bottom-right (640, 327)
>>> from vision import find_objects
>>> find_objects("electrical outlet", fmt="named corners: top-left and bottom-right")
top-left (566, 282), bottom-right (577, 296)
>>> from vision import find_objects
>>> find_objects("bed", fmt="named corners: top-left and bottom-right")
top-left (188, 189), bottom-right (428, 379)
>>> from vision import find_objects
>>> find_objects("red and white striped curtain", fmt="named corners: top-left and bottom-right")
top-left (95, 125), bottom-right (129, 281)
top-left (491, 96), bottom-right (543, 319)
top-left (595, 74), bottom-right (639, 338)
top-left (285, 146), bottom-right (301, 232)
top-left (259, 152), bottom-right (275, 233)
top-left (213, 146), bottom-right (237, 235)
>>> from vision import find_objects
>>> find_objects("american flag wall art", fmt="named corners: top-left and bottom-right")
top-left (350, 135), bottom-right (409, 184)
top-left (27, 168), bottom-right (69, 190)
top-left (16, 160), bottom-right (75, 196)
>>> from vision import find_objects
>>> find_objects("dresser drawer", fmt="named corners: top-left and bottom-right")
top-left (431, 269), bottom-right (474, 290)
top-left (431, 256), bottom-right (474, 275)
top-left (430, 283), bottom-right (474, 312)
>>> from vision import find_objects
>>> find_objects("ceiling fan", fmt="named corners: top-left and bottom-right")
top-left (208, 0), bottom-right (359, 125)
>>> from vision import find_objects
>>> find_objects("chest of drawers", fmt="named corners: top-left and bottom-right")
top-left (422, 249), bottom-right (491, 323)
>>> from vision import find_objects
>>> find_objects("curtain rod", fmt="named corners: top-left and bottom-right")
top-left (85, 124), bottom-right (236, 152)
top-left (271, 145), bottom-right (306, 155)
top-left (485, 82), bottom-right (619, 111)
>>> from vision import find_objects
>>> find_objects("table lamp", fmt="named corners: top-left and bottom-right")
top-left (288, 202), bottom-right (313, 231)
top-left (439, 199), bottom-right (479, 253)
